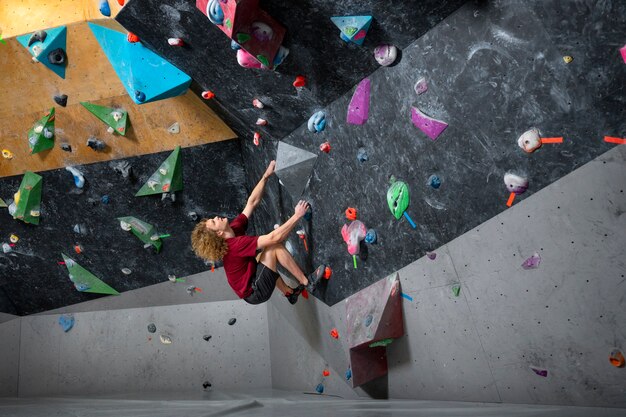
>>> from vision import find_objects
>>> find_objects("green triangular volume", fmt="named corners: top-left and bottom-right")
top-left (80, 102), bottom-right (128, 135)
top-left (62, 253), bottom-right (120, 295)
top-left (12, 171), bottom-right (42, 225)
top-left (117, 216), bottom-right (163, 253)
top-left (27, 108), bottom-right (55, 154)
top-left (135, 146), bottom-right (182, 196)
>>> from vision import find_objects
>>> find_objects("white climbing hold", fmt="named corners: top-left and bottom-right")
top-left (167, 122), bottom-right (180, 134)
top-left (517, 128), bottom-right (542, 153)
top-left (159, 334), bottom-right (173, 344)
top-left (120, 221), bottom-right (132, 231)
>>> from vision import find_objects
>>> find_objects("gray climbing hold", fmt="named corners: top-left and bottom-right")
top-left (203, 335), bottom-right (212, 341)
top-left (147, 323), bottom-right (156, 333)
top-left (60, 143), bottom-right (72, 152)
top-left (228, 318), bottom-right (236, 325)
top-left (28, 30), bottom-right (47, 46)
top-left (275, 142), bottom-right (317, 200)
top-left (86, 137), bottom-right (106, 151)
top-left (356, 147), bottom-right (368, 163)
top-left (54, 94), bottom-right (68, 107)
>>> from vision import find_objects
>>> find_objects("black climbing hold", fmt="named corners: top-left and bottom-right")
top-left (60, 143), bottom-right (72, 152)
top-left (28, 30), bottom-right (47, 46)
top-left (47, 48), bottom-right (67, 65)
top-left (202, 381), bottom-right (211, 389)
top-left (203, 335), bottom-right (212, 341)
top-left (86, 137), bottom-right (106, 151)
top-left (147, 323), bottom-right (156, 333)
top-left (228, 318), bottom-right (236, 325)
top-left (135, 90), bottom-right (146, 102)
top-left (54, 94), bottom-right (68, 107)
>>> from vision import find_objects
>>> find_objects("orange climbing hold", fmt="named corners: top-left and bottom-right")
top-left (201, 90), bottom-right (215, 100)
top-left (127, 32), bottom-right (139, 43)
top-left (293, 75), bottom-right (306, 88)
top-left (330, 328), bottom-right (339, 339)
top-left (117, 0), bottom-right (125, 5)
top-left (345, 207), bottom-right (357, 221)
top-left (609, 349), bottom-right (625, 368)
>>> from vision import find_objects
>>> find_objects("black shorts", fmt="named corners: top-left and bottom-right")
top-left (244, 263), bottom-right (280, 305)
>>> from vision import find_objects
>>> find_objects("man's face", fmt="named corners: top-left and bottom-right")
top-left (205, 216), bottom-right (228, 234)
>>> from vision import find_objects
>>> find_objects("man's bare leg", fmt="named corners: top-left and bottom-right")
top-left (258, 244), bottom-right (309, 286)
top-left (275, 277), bottom-right (293, 296)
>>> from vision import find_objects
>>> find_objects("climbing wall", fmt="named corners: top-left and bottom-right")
top-left (266, 145), bottom-right (626, 407)
top-left (0, 141), bottom-right (248, 315)
top-left (243, 0), bottom-right (626, 305)
top-left (0, 317), bottom-right (20, 397)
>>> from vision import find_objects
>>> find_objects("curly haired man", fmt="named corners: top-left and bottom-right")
top-left (191, 160), bottom-right (324, 305)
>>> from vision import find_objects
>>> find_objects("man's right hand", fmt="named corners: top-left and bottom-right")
top-left (294, 200), bottom-right (310, 218)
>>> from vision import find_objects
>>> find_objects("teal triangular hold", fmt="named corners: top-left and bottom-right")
top-left (330, 16), bottom-right (372, 46)
top-left (17, 26), bottom-right (68, 78)
top-left (88, 23), bottom-right (192, 104)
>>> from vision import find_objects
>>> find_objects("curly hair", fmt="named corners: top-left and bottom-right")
top-left (191, 219), bottom-right (229, 262)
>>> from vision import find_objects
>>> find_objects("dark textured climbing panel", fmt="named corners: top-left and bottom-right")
top-left (115, 0), bottom-right (467, 139)
top-left (0, 141), bottom-right (247, 315)
top-left (241, 0), bottom-right (626, 305)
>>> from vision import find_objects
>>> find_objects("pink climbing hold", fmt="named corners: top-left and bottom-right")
top-left (341, 220), bottom-right (367, 255)
top-left (237, 48), bottom-right (264, 69)
top-left (621, 45), bottom-right (626, 64)
top-left (530, 366), bottom-right (548, 377)
top-left (521, 252), bottom-right (541, 269)
top-left (410, 107), bottom-right (448, 141)
top-left (168, 38), bottom-right (184, 46)
top-left (347, 78), bottom-right (370, 125)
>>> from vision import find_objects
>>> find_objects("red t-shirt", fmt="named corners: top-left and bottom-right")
top-left (223, 213), bottom-right (259, 298)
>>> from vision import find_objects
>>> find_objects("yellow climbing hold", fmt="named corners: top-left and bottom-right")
top-left (2, 149), bottom-right (13, 159)
top-left (563, 55), bottom-right (573, 64)
top-left (9, 234), bottom-right (19, 243)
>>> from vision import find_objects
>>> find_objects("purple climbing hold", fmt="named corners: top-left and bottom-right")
top-left (522, 252), bottom-right (541, 269)
top-left (426, 251), bottom-right (436, 260)
top-left (410, 107), bottom-right (448, 141)
top-left (530, 366), bottom-right (548, 377)
top-left (347, 78), bottom-right (370, 125)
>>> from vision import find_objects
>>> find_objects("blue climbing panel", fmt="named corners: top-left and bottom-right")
top-left (17, 26), bottom-right (68, 79)
top-left (330, 16), bottom-right (372, 46)
top-left (88, 23), bottom-right (191, 105)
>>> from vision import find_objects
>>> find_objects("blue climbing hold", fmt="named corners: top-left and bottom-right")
top-left (135, 90), bottom-right (146, 102)
top-left (307, 111), bottom-right (326, 133)
top-left (273, 45), bottom-right (290, 67)
top-left (345, 368), bottom-right (352, 381)
top-left (101, 195), bottom-right (110, 204)
top-left (427, 174), bottom-right (441, 189)
top-left (364, 314), bottom-right (373, 327)
top-left (59, 315), bottom-right (75, 332)
top-left (99, 0), bottom-right (111, 17)
top-left (365, 229), bottom-right (377, 244)
top-left (315, 383), bottom-right (324, 394)
top-left (230, 40), bottom-right (241, 50)
top-left (207, 0), bottom-right (224, 25)
top-left (304, 208), bottom-right (312, 221)
top-left (356, 147), bottom-right (368, 163)
top-left (75, 283), bottom-right (91, 292)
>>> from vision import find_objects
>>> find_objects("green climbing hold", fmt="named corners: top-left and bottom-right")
top-left (369, 338), bottom-right (394, 348)
top-left (118, 216), bottom-right (163, 253)
top-left (0, 198), bottom-right (6, 208)
top-left (452, 284), bottom-right (461, 297)
top-left (62, 253), bottom-right (120, 295)
top-left (225, 18), bottom-right (232, 29)
top-left (11, 171), bottom-right (43, 225)
top-left (236, 33), bottom-right (251, 44)
top-left (27, 108), bottom-right (55, 154)
top-left (344, 26), bottom-right (358, 36)
top-left (80, 102), bottom-right (128, 135)
top-left (135, 146), bottom-right (182, 197)
top-left (387, 180), bottom-right (410, 220)
top-left (256, 55), bottom-right (270, 67)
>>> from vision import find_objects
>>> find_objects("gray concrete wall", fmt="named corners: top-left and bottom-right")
top-left (0, 313), bottom-right (17, 324)
top-left (268, 145), bottom-right (626, 407)
top-left (0, 318), bottom-right (20, 397)
top-left (18, 300), bottom-right (270, 397)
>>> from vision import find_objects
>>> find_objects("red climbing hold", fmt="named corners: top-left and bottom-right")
top-left (201, 90), bottom-right (215, 100)
top-left (253, 132), bottom-right (261, 146)
top-left (117, 0), bottom-right (125, 5)
top-left (345, 207), bottom-right (357, 221)
top-left (319, 142), bottom-right (331, 153)
top-left (127, 32), bottom-right (139, 43)
top-left (293, 75), bottom-right (306, 88)
top-left (301, 289), bottom-right (309, 299)
top-left (330, 328), bottom-right (339, 339)
top-left (323, 266), bottom-right (332, 279)
top-left (322, 370), bottom-right (330, 377)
